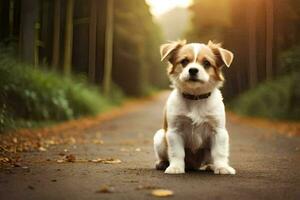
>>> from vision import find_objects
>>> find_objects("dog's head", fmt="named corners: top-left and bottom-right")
top-left (160, 40), bottom-right (234, 95)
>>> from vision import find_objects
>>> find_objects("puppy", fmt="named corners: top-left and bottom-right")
top-left (153, 40), bottom-right (236, 175)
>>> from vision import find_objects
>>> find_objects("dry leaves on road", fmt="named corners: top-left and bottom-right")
top-left (56, 154), bottom-right (76, 163)
top-left (151, 189), bottom-right (174, 197)
top-left (90, 158), bottom-right (122, 164)
top-left (96, 184), bottom-right (115, 193)
top-left (92, 139), bottom-right (104, 144)
top-left (55, 155), bottom-right (122, 164)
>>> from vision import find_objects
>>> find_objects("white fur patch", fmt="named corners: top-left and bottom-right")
top-left (190, 43), bottom-right (205, 63)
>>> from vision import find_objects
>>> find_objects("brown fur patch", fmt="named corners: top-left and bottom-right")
top-left (163, 107), bottom-right (168, 148)
top-left (163, 107), bottom-right (168, 132)
top-left (161, 40), bottom-right (186, 63)
top-left (207, 41), bottom-right (226, 68)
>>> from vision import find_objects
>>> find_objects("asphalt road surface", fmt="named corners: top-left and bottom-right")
top-left (0, 92), bottom-right (299, 200)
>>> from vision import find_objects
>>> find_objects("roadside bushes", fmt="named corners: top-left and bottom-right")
top-left (0, 51), bottom-right (123, 132)
top-left (229, 46), bottom-right (300, 120)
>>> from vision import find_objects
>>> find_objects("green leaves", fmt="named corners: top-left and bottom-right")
top-left (0, 54), bottom-right (123, 132)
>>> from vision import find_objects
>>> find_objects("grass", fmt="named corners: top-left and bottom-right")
top-left (0, 49), bottom-right (124, 132)
top-left (229, 46), bottom-right (300, 121)
top-left (229, 72), bottom-right (300, 121)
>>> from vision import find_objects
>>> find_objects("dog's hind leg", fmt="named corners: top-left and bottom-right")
top-left (199, 148), bottom-right (214, 171)
top-left (153, 129), bottom-right (169, 170)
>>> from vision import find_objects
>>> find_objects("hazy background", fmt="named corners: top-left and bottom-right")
top-left (0, 0), bottom-right (299, 132)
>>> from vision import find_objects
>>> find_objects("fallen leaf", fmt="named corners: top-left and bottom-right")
top-left (92, 139), bottom-right (104, 144)
top-left (13, 162), bottom-right (22, 167)
top-left (96, 185), bottom-right (114, 193)
top-left (102, 158), bottom-right (122, 164)
top-left (12, 137), bottom-right (18, 143)
top-left (90, 159), bottom-right (103, 163)
top-left (151, 189), bottom-right (174, 197)
top-left (65, 154), bottom-right (76, 162)
top-left (68, 137), bottom-right (76, 144)
top-left (46, 140), bottom-right (56, 145)
top-left (38, 147), bottom-right (47, 152)
top-left (28, 185), bottom-right (35, 190)
top-left (56, 159), bottom-right (64, 163)
top-left (0, 157), bottom-right (10, 163)
top-left (90, 158), bottom-right (121, 164)
top-left (58, 152), bottom-right (65, 156)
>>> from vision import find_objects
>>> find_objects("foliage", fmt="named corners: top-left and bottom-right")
top-left (279, 45), bottom-right (300, 74)
top-left (229, 73), bottom-right (300, 120)
top-left (0, 49), bottom-right (123, 132)
top-left (113, 0), bottom-right (167, 96)
top-left (185, 0), bottom-right (232, 42)
top-left (230, 48), bottom-right (300, 121)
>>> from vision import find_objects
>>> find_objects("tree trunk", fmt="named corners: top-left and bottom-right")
top-left (247, 2), bottom-right (258, 88)
top-left (52, 0), bottom-right (61, 69)
top-left (63, 0), bottom-right (74, 75)
top-left (9, 0), bottom-right (14, 37)
top-left (102, 0), bottom-right (114, 96)
top-left (19, 0), bottom-right (39, 64)
top-left (89, 0), bottom-right (97, 82)
top-left (265, 0), bottom-right (274, 79)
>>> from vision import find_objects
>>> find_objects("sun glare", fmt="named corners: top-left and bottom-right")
top-left (146, 0), bottom-right (193, 17)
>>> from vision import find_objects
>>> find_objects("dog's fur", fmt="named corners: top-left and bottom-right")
top-left (153, 40), bottom-right (236, 174)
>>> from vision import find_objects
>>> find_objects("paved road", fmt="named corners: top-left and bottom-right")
top-left (0, 92), bottom-right (299, 200)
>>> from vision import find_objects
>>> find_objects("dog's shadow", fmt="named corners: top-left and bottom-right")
top-left (126, 166), bottom-right (215, 178)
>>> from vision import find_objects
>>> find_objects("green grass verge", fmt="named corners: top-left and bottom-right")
top-left (229, 73), bottom-right (300, 121)
top-left (0, 53), bottom-right (124, 132)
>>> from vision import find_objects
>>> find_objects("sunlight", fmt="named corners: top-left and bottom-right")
top-left (146, 0), bottom-right (193, 17)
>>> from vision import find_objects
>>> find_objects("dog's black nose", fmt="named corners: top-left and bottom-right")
top-left (189, 68), bottom-right (199, 76)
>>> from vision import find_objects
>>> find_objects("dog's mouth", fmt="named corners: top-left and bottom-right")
top-left (187, 77), bottom-right (205, 84)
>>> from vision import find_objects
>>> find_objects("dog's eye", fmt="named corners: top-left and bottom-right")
top-left (203, 60), bottom-right (211, 68)
top-left (180, 58), bottom-right (190, 67)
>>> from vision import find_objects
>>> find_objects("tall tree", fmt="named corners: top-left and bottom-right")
top-left (112, 0), bottom-right (165, 95)
top-left (52, 0), bottom-right (61, 68)
top-left (103, 0), bottom-right (114, 96)
top-left (19, 0), bottom-right (39, 64)
top-left (247, 1), bottom-right (258, 88)
top-left (265, 0), bottom-right (274, 79)
top-left (63, 0), bottom-right (74, 75)
top-left (88, 0), bottom-right (97, 82)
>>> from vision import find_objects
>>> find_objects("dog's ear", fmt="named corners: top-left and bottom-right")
top-left (160, 40), bottom-right (186, 62)
top-left (208, 40), bottom-right (234, 67)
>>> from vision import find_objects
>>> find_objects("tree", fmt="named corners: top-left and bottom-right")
top-left (19, 0), bottom-right (39, 64)
top-left (63, 0), bottom-right (74, 75)
top-left (88, 0), bottom-right (97, 82)
top-left (52, 0), bottom-right (61, 68)
top-left (265, 0), bottom-right (274, 79)
top-left (112, 0), bottom-right (165, 95)
top-left (103, 0), bottom-right (114, 96)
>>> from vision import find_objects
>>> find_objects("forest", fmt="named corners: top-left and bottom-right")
top-left (186, 0), bottom-right (300, 120)
top-left (0, 0), bottom-right (166, 131)
top-left (0, 0), bottom-right (299, 132)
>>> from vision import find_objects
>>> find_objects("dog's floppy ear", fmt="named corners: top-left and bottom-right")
top-left (208, 40), bottom-right (234, 67)
top-left (160, 40), bottom-right (186, 62)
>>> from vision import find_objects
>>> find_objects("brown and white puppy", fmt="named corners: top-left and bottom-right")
top-left (153, 40), bottom-right (236, 174)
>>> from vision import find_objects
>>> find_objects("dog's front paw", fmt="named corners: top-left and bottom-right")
top-left (165, 165), bottom-right (185, 174)
top-left (214, 165), bottom-right (236, 175)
